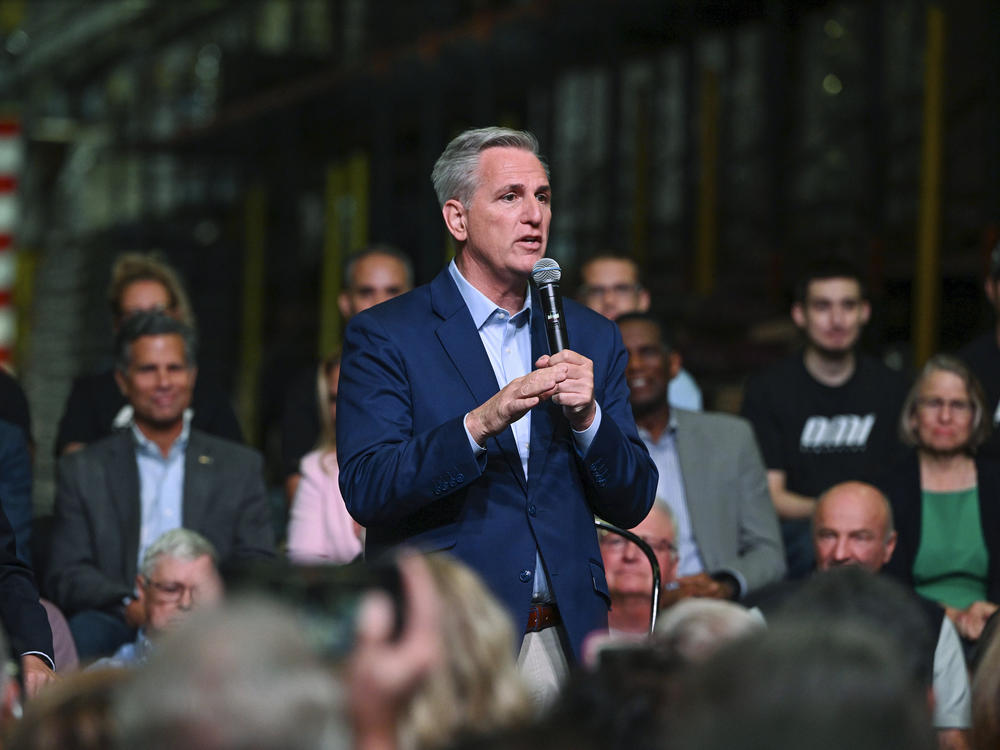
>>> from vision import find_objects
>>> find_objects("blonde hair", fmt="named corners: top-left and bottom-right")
top-left (400, 554), bottom-right (532, 749)
top-left (108, 252), bottom-right (195, 328)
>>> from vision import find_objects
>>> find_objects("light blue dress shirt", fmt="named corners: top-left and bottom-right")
top-left (448, 261), bottom-right (602, 602)
top-left (637, 419), bottom-right (706, 578)
top-left (131, 414), bottom-right (191, 574)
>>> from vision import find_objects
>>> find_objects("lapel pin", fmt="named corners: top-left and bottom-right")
top-left (198, 455), bottom-right (213, 465)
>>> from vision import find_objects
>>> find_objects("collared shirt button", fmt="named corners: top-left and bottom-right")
top-left (519, 569), bottom-right (533, 583)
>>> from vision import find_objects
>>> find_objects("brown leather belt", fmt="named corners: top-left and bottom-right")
top-left (526, 603), bottom-right (561, 633)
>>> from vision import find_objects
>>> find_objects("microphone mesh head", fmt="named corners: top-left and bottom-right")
top-left (531, 258), bottom-right (561, 285)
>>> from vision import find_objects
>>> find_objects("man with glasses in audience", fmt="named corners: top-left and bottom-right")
top-left (93, 528), bottom-right (223, 669)
top-left (600, 502), bottom-right (679, 636)
top-left (617, 312), bottom-right (785, 603)
top-left (578, 254), bottom-right (703, 411)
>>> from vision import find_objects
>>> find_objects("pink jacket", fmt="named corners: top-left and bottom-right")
top-left (287, 450), bottom-right (363, 563)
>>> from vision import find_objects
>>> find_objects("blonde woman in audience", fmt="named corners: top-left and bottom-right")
top-left (287, 352), bottom-right (363, 563)
top-left (400, 554), bottom-right (532, 749)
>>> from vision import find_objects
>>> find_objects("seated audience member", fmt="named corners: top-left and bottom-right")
top-left (0, 500), bottom-right (56, 698)
top-left (618, 312), bottom-right (785, 600)
top-left (47, 311), bottom-right (274, 661)
top-left (783, 557), bottom-right (969, 750)
top-left (117, 553), bottom-right (443, 750)
top-left (114, 598), bottom-right (348, 750)
top-left (878, 354), bottom-right (1000, 643)
top-left (653, 598), bottom-right (764, 664)
top-left (6, 668), bottom-right (130, 750)
top-left (92, 528), bottom-right (222, 669)
top-left (600, 502), bottom-right (679, 637)
top-left (280, 245), bottom-right (413, 502)
top-left (286, 352), bottom-right (363, 563)
top-left (957, 241), bottom-right (1000, 460)
top-left (399, 554), bottom-right (531, 747)
top-left (672, 621), bottom-right (936, 750)
top-left (0, 418), bottom-right (33, 564)
top-left (578, 253), bottom-right (702, 410)
top-left (55, 252), bottom-right (242, 457)
top-left (740, 258), bottom-right (908, 579)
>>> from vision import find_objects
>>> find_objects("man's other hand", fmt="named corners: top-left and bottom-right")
top-left (536, 350), bottom-right (596, 431)
top-left (465, 366), bottom-right (566, 445)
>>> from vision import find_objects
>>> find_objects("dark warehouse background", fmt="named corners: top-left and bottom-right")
top-left (0, 0), bottom-right (995, 510)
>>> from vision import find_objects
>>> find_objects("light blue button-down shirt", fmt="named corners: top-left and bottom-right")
top-left (132, 414), bottom-right (191, 574)
top-left (448, 261), bottom-right (601, 602)
top-left (637, 419), bottom-right (705, 578)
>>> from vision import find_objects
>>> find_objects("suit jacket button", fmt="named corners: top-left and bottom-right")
top-left (528, 504), bottom-right (537, 516)
top-left (519, 569), bottom-right (533, 583)
top-left (456, 473), bottom-right (465, 483)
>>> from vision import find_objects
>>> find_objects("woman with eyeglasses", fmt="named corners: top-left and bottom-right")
top-left (878, 354), bottom-right (1000, 644)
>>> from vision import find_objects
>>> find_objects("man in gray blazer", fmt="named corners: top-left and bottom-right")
top-left (47, 312), bottom-right (274, 660)
top-left (617, 313), bottom-right (785, 600)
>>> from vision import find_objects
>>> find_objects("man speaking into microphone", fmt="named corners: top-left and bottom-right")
top-left (337, 127), bottom-right (657, 700)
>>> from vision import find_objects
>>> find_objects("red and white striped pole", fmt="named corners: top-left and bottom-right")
top-left (0, 119), bottom-right (22, 368)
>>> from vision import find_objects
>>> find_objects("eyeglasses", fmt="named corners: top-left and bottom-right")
top-left (145, 579), bottom-right (202, 604)
top-left (600, 533), bottom-right (678, 560)
top-left (917, 397), bottom-right (973, 415)
top-left (581, 283), bottom-right (641, 301)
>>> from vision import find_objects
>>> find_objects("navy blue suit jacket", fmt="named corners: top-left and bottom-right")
top-left (337, 267), bottom-right (657, 658)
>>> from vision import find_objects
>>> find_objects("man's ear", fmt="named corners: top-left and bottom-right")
top-left (791, 302), bottom-right (806, 329)
top-left (442, 199), bottom-right (468, 242)
top-left (114, 368), bottom-right (128, 397)
top-left (668, 351), bottom-right (683, 380)
top-left (134, 575), bottom-right (147, 607)
top-left (859, 300), bottom-right (871, 327)
top-left (637, 288), bottom-right (651, 313)
top-left (986, 279), bottom-right (999, 308)
top-left (883, 531), bottom-right (898, 565)
top-left (338, 291), bottom-right (352, 320)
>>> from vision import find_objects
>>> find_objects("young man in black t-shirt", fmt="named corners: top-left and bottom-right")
top-left (741, 259), bottom-right (907, 578)
top-left (958, 243), bottom-right (1000, 461)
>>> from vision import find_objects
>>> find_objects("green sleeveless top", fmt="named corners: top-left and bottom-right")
top-left (913, 487), bottom-right (989, 609)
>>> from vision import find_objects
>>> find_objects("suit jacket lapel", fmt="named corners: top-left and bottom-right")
top-left (109, 431), bottom-right (141, 580)
top-left (674, 411), bottom-right (715, 555)
top-left (182, 431), bottom-right (211, 530)
top-left (431, 269), bottom-right (527, 491)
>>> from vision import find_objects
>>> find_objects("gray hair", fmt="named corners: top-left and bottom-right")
top-left (140, 528), bottom-right (218, 580)
top-left (654, 599), bottom-right (764, 664)
top-left (898, 353), bottom-right (990, 453)
top-left (430, 127), bottom-right (547, 208)
top-left (115, 310), bottom-right (197, 374)
top-left (115, 597), bottom-right (350, 750)
top-left (343, 244), bottom-right (414, 290)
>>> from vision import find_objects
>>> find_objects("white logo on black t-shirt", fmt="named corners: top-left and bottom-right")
top-left (799, 413), bottom-right (876, 452)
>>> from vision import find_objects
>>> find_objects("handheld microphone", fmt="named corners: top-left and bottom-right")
top-left (531, 258), bottom-right (569, 353)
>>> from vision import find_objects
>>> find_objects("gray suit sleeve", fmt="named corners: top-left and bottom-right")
top-left (47, 454), bottom-right (132, 614)
top-left (732, 420), bottom-right (787, 594)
